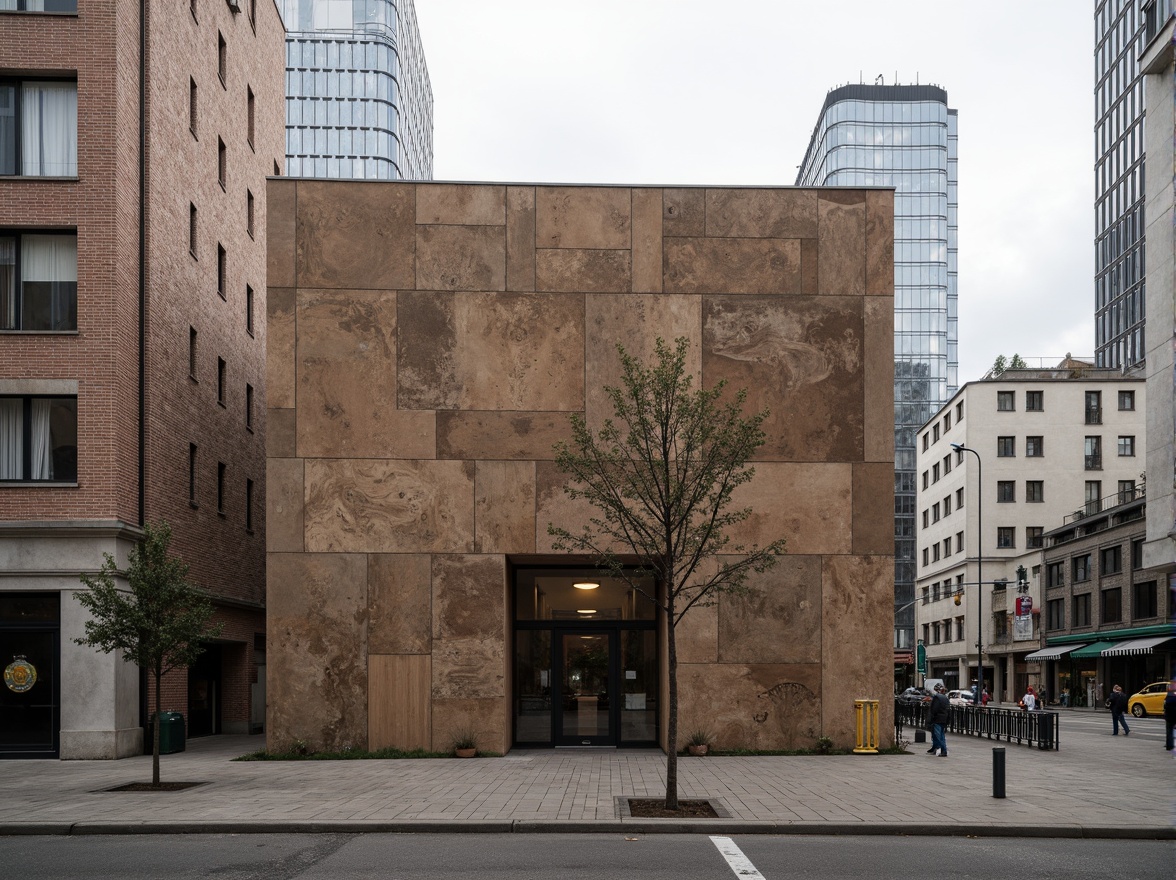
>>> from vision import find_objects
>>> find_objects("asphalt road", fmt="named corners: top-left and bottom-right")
top-left (2, 833), bottom-right (1173, 879)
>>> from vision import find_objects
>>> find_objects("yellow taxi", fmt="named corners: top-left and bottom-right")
top-left (1127, 681), bottom-right (1171, 717)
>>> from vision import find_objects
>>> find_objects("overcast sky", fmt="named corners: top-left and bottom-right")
top-left (412, 1), bottom-right (1095, 386)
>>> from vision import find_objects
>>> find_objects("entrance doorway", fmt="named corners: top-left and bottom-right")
top-left (187, 646), bottom-right (222, 737)
top-left (0, 593), bottom-right (60, 758)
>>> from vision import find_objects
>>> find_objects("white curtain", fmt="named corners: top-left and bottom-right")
top-left (22, 234), bottom-right (76, 330)
top-left (21, 81), bottom-right (77, 177)
top-left (29, 398), bottom-right (51, 479)
top-left (0, 237), bottom-right (14, 330)
top-left (0, 399), bottom-right (22, 480)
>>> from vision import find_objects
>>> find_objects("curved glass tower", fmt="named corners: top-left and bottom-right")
top-left (281, 0), bottom-right (433, 180)
top-left (796, 83), bottom-right (958, 652)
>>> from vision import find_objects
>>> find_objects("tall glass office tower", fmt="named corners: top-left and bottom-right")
top-left (280, 0), bottom-right (433, 180)
top-left (796, 83), bottom-right (958, 652)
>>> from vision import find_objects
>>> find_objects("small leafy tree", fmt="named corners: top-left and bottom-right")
top-left (990, 353), bottom-right (1027, 377)
top-left (74, 521), bottom-right (222, 786)
top-left (549, 337), bottom-right (785, 809)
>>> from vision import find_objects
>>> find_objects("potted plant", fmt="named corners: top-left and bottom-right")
top-left (451, 729), bottom-right (478, 758)
top-left (686, 728), bottom-right (713, 757)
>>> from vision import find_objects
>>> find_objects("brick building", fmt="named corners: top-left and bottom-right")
top-left (0, 0), bottom-right (284, 758)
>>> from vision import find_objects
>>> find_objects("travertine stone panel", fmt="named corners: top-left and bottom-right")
top-left (705, 188), bottom-right (818, 240)
top-left (416, 184), bottom-right (505, 226)
top-left (675, 559), bottom-right (719, 664)
top-left (718, 557), bottom-right (822, 665)
top-left (535, 248), bottom-right (631, 293)
top-left (475, 461), bottom-right (537, 554)
top-left (437, 411), bottom-right (573, 460)
top-left (632, 188), bottom-right (663, 293)
top-left (852, 462), bottom-right (895, 556)
top-left (416, 225), bottom-right (506, 291)
top-left (267, 287), bottom-right (295, 410)
top-left (266, 457), bottom-right (303, 553)
top-left (678, 662), bottom-right (821, 751)
top-left (296, 181), bottom-right (415, 290)
top-left (267, 407), bottom-right (295, 458)
top-left (368, 553), bottom-right (431, 654)
top-left (506, 186), bottom-right (536, 292)
top-left (585, 294), bottom-right (700, 430)
top-left (535, 460), bottom-right (625, 554)
top-left (398, 292), bottom-right (585, 411)
top-left (431, 697), bottom-right (506, 754)
top-left (864, 297), bottom-right (895, 462)
top-left (664, 238), bottom-right (802, 295)
top-left (703, 296), bottom-right (864, 461)
top-left (432, 639), bottom-right (506, 701)
top-left (732, 463), bottom-right (852, 555)
top-left (799, 238), bottom-right (819, 295)
top-left (267, 180), bottom-right (296, 288)
top-left (433, 554), bottom-right (506, 641)
top-left (267, 552), bottom-right (368, 751)
top-left (296, 289), bottom-right (435, 459)
top-left (304, 459), bottom-right (475, 553)
top-left (822, 555), bottom-right (893, 744)
top-left (865, 190), bottom-right (895, 296)
top-left (663, 188), bottom-right (705, 237)
top-left (818, 191), bottom-right (866, 296)
top-left (536, 186), bottom-right (631, 249)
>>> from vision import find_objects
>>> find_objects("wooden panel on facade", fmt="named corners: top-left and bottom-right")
top-left (368, 654), bottom-right (431, 751)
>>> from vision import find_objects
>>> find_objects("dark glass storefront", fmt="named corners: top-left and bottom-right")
top-left (513, 567), bottom-right (658, 748)
top-left (0, 593), bottom-right (60, 758)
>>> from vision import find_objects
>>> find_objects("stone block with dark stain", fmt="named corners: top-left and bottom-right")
top-left (705, 188), bottom-right (818, 240)
top-left (266, 457), bottom-right (303, 553)
top-left (433, 554), bottom-right (506, 641)
top-left (266, 287), bottom-right (295, 410)
top-left (852, 462), bottom-right (895, 556)
top-left (475, 460), bottom-right (536, 554)
top-left (267, 407), bottom-right (296, 459)
top-left (865, 189), bottom-right (895, 296)
top-left (267, 179), bottom-right (296, 288)
top-left (632, 188), bottom-right (663, 292)
top-left (665, 238), bottom-right (802, 295)
top-left (535, 248), bottom-right (632, 293)
top-left (416, 224), bottom-right (506, 291)
top-left (368, 553), bottom-right (432, 655)
top-left (437, 411), bottom-right (574, 461)
top-left (663, 188), bottom-right (705, 237)
top-left (536, 186), bottom-right (632, 249)
top-left (818, 191), bottom-right (866, 296)
top-left (416, 184), bottom-right (506, 226)
top-left (718, 557), bottom-right (822, 665)
top-left (864, 297), bottom-right (896, 462)
top-left (506, 186), bottom-right (536, 291)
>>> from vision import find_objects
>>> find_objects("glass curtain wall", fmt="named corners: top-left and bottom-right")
top-left (796, 83), bottom-right (958, 651)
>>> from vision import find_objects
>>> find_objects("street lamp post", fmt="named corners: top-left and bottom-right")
top-left (951, 443), bottom-right (983, 705)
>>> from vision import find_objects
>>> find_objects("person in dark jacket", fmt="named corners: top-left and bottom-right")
top-left (927, 683), bottom-right (951, 757)
top-left (1163, 680), bottom-right (1176, 751)
top-left (1108, 683), bottom-right (1130, 735)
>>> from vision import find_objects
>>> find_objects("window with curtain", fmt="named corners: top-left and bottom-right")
top-left (0, 232), bottom-right (77, 330)
top-left (0, 396), bottom-right (76, 481)
top-left (0, 80), bottom-right (77, 176)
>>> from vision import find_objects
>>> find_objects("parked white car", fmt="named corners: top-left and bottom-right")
top-left (946, 689), bottom-right (975, 707)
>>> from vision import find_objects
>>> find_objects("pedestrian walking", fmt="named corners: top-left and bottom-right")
top-left (1163, 680), bottom-right (1176, 751)
top-left (1108, 684), bottom-right (1131, 735)
top-left (1022, 687), bottom-right (1036, 711)
top-left (981, 687), bottom-right (990, 707)
top-left (927, 683), bottom-right (950, 757)
top-left (1061, 687), bottom-right (1070, 708)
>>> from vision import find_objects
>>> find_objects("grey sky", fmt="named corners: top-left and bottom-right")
top-left (413, 1), bottom-right (1095, 386)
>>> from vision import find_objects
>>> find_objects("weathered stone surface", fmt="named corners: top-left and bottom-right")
top-left (431, 697), bottom-right (507, 754)
top-left (853, 462), bottom-right (895, 556)
top-left (296, 289), bottom-right (435, 459)
top-left (535, 248), bottom-right (631, 293)
top-left (675, 558), bottom-right (719, 664)
top-left (864, 297), bottom-right (895, 462)
top-left (398, 292), bottom-right (584, 411)
top-left (433, 554), bottom-right (506, 641)
top-left (818, 191), bottom-right (866, 296)
top-left (437, 411), bottom-right (573, 461)
top-left (632, 188), bottom-right (663, 293)
top-left (416, 224), bottom-right (506, 291)
top-left (718, 557), bottom-right (822, 665)
top-left (706, 188), bottom-right (818, 239)
top-left (821, 555), bottom-right (893, 745)
top-left (665, 238), bottom-right (802, 295)
top-left (416, 184), bottom-right (505, 226)
top-left (267, 553), bottom-right (368, 751)
top-left (536, 186), bottom-right (631, 249)
top-left (296, 180), bottom-right (415, 290)
top-left (865, 189), bottom-right (895, 296)
top-left (703, 296), bottom-right (864, 461)
top-left (475, 461), bottom-right (537, 554)
top-left (663, 188), bottom-right (705, 237)
top-left (534, 460), bottom-right (608, 554)
top-left (266, 457), bottom-right (303, 553)
top-left (267, 180), bottom-right (296, 288)
top-left (368, 553), bottom-right (431, 655)
top-left (506, 186), bottom-right (536, 292)
top-left (304, 459), bottom-right (475, 554)
top-left (267, 408), bottom-right (295, 458)
top-left (732, 463), bottom-right (852, 555)
top-left (266, 287), bottom-right (295, 410)
top-left (677, 662), bottom-right (822, 751)
top-left (432, 639), bottom-right (506, 701)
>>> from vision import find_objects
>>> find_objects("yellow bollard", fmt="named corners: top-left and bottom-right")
top-left (853, 699), bottom-right (879, 753)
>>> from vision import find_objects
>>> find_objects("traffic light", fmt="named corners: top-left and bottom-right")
top-left (1016, 565), bottom-right (1028, 592)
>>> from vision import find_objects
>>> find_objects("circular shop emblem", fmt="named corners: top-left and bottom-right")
top-left (4, 658), bottom-right (37, 693)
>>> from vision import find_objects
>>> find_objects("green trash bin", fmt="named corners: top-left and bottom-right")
top-left (146, 712), bottom-right (186, 755)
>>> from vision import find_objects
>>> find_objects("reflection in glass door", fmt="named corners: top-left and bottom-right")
top-left (558, 632), bottom-right (614, 745)
top-left (0, 629), bottom-right (58, 756)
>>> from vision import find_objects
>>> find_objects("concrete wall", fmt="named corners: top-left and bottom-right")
top-left (266, 181), bottom-right (895, 753)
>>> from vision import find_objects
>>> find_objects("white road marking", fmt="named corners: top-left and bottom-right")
top-left (710, 835), bottom-right (766, 879)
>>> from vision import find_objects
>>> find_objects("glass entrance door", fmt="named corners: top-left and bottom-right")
top-left (557, 632), bottom-right (615, 745)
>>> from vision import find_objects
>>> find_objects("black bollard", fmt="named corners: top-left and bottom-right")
top-left (992, 747), bottom-right (1006, 799)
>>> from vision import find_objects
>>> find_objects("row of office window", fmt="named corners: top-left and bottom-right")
top-left (187, 443), bottom-right (254, 531)
top-left (920, 399), bottom-right (963, 452)
top-left (921, 529), bottom-right (964, 566)
top-left (1045, 581), bottom-right (1159, 630)
top-left (187, 327), bottom-right (255, 431)
top-left (921, 617), bottom-right (966, 646)
top-left (1045, 539), bottom-right (1144, 589)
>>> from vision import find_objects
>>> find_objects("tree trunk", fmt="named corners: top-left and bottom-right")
top-left (152, 666), bottom-right (161, 787)
top-left (664, 612), bottom-right (679, 810)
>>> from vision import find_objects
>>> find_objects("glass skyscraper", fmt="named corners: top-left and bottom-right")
top-left (280, 0), bottom-right (433, 180)
top-left (796, 83), bottom-right (958, 651)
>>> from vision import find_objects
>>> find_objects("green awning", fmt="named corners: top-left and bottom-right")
top-left (1069, 640), bottom-right (1118, 659)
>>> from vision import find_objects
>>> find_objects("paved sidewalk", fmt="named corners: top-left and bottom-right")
top-left (1, 720), bottom-right (1173, 838)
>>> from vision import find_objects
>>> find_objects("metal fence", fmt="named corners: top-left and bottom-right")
top-left (894, 702), bottom-right (1059, 751)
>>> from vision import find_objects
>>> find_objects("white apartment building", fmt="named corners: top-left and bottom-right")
top-left (915, 362), bottom-right (1145, 701)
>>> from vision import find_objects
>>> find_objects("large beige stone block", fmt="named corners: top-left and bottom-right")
top-left (864, 297), bottom-right (896, 462)
top-left (433, 554), bottom-right (506, 641)
top-left (865, 190), bottom-right (895, 296)
top-left (705, 188), bottom-right (818, 240)
top-left (664, 238), bottom-right (803, 295)
top-left (732, 463), bottom-right (852, 555)
top-left (718, 556), bottom-right (822, 665)
top-left (416, 184), bottom-right (505, 226)
top-left (818, 191), bottom-right (867, 296)
top-left (397, 292), bottom-right (585, 411)
top-left (267, 179), bottom-right (296, 288)
top-left (475, 461), bottom-right (537, 554)
top-left (266, 457), bottom-right (303, 553)
top-left (536, 186), bottom-right (632, 249)
top-left (266, 287), bottom-right (295, 410)
top-left (632, 188), bottom-right (663, 293)
top-left (702, 296), bottom-right (864, 461)
top-left (267, 552), bottom-right (369, 751)
top-left (304, 459), bottom-right (475, 553)
top-left (416, 225), bottom-right (506, 291)
top-left (853, 462), bottom-right (895, 556)
top-left (663, 188), bottom-right (705, 237)
top-left (506, 186), bottom-right (536, 292)
top-left (267, 408), bottom-right (295, 458)
top-left (296, 180), bottom-right (415, 290)
top-left (431, 697), bottom-right (507, 754)
top-left (437, 411), bottom-right (573, 461)
top-left (296, 289), bottom-right (435, 459)
top-left (535, 248), bottom-right (632, 293)
top-left (368, 553), bottom-right (432, 655)
top-left (534, 460), bottom-right (604, 554)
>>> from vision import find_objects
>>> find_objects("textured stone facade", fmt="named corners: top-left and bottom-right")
top-left (267, 181), bottom-right (895, 753)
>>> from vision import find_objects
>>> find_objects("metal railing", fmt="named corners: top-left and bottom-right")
top-left (894, 701), bottom-right (1059, 750)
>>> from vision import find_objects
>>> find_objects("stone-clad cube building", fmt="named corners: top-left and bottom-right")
top-left (266, 181), bottom-right (895, 753)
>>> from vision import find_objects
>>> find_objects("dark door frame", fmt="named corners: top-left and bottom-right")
top-left (555, 628), bottom-right (619, 746)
